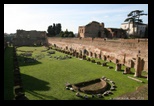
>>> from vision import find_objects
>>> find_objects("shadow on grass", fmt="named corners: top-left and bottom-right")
top-left (17, 55), bottom-right (42, 67)
top-left (69, 96), bottom-right (105, 100)
top-left (21, 74), bottom-right (58, 100)
top-left (4, 46), bottom-right (14, 100)
top-left (140, 75), bottom-right (147, 78)
top-left (26, 90), bottom-right (59, 100)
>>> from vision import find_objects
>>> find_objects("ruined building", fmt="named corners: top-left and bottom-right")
top-left (78, 21), bottom-right (105, 38)
top-left (105, 28), bottom-right (127, 38)
top-left (78, 21), bottom-right (127, 38)
top-left (13, 29), bottom-right (48, 46)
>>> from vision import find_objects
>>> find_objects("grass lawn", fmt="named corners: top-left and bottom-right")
top-left (4, 46), bottom-right (14, 100)
top-left (16, 46), bottom-right (148, 100)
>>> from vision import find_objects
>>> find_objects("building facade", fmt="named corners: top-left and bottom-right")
top-left (121, 22), bottom-right (147, 37)
top-left (78, 21), bottom-right (105, 38)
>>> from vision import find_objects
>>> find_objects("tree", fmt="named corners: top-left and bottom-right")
top-left (68, 31), bottom-right (75, 37)
top-left (55, 23), bottom-right (62, 35)
top-left (59, 31), bottom-right (64, 37)
top-left (124, 10), bottom-right (147, 36)
top-left (47, 23), bottom-right (62, 37)
top-left (47, 25), bottom-right (55, 36)
top-left (64, 34), bottom-right (68, 37)
top-left (53, 23), bottom-right (56, 35)
top-left (60, 29), bottom-right (75, 38)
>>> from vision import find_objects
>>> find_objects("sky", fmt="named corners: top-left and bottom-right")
top-left (4, 4), bottom-right (148, 34)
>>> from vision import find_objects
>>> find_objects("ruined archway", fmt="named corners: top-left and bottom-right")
top-left (99, 54), bottom-right (101, 59)
top-left (94, 53), bottom-right (97, 58)
top-left (86, 50), bottom-right (89, 56)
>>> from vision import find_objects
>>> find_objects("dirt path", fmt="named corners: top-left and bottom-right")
top-left (113, 84), bottom-right (148, 100)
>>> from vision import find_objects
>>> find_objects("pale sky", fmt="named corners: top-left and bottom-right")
top-left (4, 4), bottom-right (148, 34)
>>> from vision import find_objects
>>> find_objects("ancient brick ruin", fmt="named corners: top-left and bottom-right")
top-left (78, 21), bottom-right (105, 38)
top-left (78, 21), bottom-right (127, 38)
top-left (13, 29), bottom-right (48, 46)
top-left (48, 37), bottom-right (148, 76)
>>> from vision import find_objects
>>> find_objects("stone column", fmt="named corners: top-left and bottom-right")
top-left (134, 55), bottom-right (142, 77)
top-left (103, 55), bottom-right (107, 61)
top-left (123, 54), bottom-right (126, 65)
top-left (115, 64), bottom-right (121, 71)
top-left (94, 53), bottom-right (97, 58)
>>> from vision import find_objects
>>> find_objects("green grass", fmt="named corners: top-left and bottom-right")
top-left (4, 46), bottom-right (14, 100)
top-left (16, 46), bottom-right (148, 100)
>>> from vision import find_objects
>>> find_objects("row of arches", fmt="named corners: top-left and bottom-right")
top-left (53, 44), bottom-right (126, 64)
top-left (64, 46), bottom-right (108, 60)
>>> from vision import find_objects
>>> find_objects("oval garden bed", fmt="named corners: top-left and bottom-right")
top-left (71, 78), bottom-right (108, 94)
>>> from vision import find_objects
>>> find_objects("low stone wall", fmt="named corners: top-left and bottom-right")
top-left (72, 78), bottom-right (108, 94)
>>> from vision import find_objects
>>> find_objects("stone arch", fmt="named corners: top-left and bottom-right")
top-left (83, 49), bottom-right (87, 55)
top-left (66, 46), bottom-right (68, 50)
top-left (86, 50), bottom-right (89, 56)
top-left (69, 47), bottom-right (73, 52)
top-left (54, 44), bottom-right (56, 47)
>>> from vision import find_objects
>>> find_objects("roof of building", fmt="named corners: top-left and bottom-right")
top-left (105, 28), bottom-right (126, 32)
top-left (106, 28), bottom-right (125, 31)
top-left (79, 21), bottom-right (104, 28)
top-left (85, 21), bottom-right (104, 27)
top-left (121, 22), bottom-right (147, 25)
top-left (85, 21), bottom-right (99, 27)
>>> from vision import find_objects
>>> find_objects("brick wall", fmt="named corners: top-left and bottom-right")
top-left (48, 37), bottom-right (148, 71)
